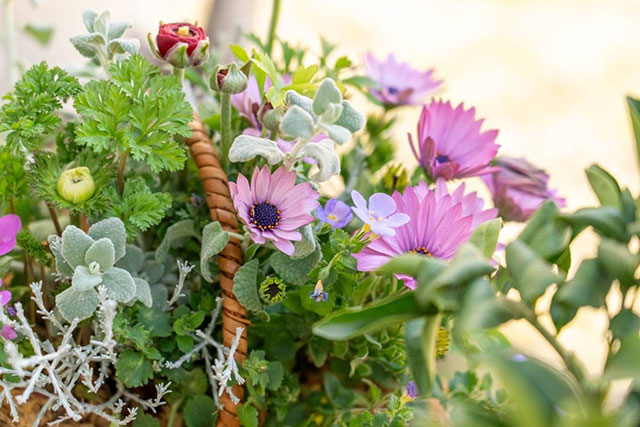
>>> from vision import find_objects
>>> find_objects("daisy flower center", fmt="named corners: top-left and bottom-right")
top-left (388, 86), bottom-right (399, 95)
top-left (409, 246), bottom-right (432, 256)
top-left (250, 201), bottom-right (280, 230)
top-left (435, 154), bottom-right (450, 164)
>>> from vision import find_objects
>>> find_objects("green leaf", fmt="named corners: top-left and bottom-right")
top-left (300, 284), bottom-right (336, 315)
top-left (137, 308), bottom-right (172, 337)
top-left (586, 164), bottom-right (622, 208)
top-left (405, 314), bottom-right (440, 396)
top-left (292, 64), bottom-right (319, 85)
top-left (237, 403), bottom-right (258, 427)
top-left (312, 293), bottom-right (426, 340)
top-left (233, 259), bottom-right (262, 313)
top-left (604, 335), bottom-right (640, 381)
top-left (55, 287), bottom-right (100, 322)
top-left (270, 244), bottom-right (322, 285)
top-left (610, 309), bottom-right (640, 340)
top-left (280, 105), bottom-right (315, 139)
top-left (627, 96), bottom-right (640, 171)
top-left (23, 24), bottom-right (54, 45)
top-left (88, 218), bottom-right (127, 262)
top-left (116, 350), bottom-right (153, 387)
top-left (323, 372), bottom-right (356, 409)
top-left (177, 335), bottom-right (194, 353)
top-left (155, 219), bottom-right (199, 262)
top-left (229, 44), bottom-right (250, 62)
top-left (518, 201), bottom-right (560, 243)
top-left (308, 335), bottom-right (330, 367)
top-left (469, 218), bottom-right (502, 258)
top-left (506, 240), bottom-right (560, 304)
top-left (560, 207), bottom-right (629, 242)
top-left (200, 221), bottom-right (230, 283)
top-left (184, 395), bottom-right (217, 427)
top-left (597, 238), bottom-right (639, 289)
top-left (132, 412), bottom-right (160, 427)
top-left (228, 134), bottom-right (285, 165)
top-left (266, 361), bottom-right (284, 390)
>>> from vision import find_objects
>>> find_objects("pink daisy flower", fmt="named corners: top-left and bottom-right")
top-left (230, 165), bottom-right (320, 256)
top-left (409, 100), bottom-right (499, 181)
top-left (483, 156), bottom-right (566, 222)
top-left (354, 179), bottom-right (497, 289)
top-left (364, 53), bottom-right (443, 106)
top-left (0, 214), bottom-right (21, 256)
top-left (231, 74), bottom-right (267, 130)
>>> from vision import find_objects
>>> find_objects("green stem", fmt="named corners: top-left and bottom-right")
top-left (117, 149), bottom-right (130, 196)
top-left (220, 93), bottom-right (232, 168)
top-left (167, 397), bottom-right (183, 427)
top-left (95, 47), bottom-right (111, 77)
top-left (265, 0), bottom-right (282, 55)
top-left (172, 67), bottom-right (186, 83)
top-left (46, 204), bottom-right (62, 236)
top-left (284, 137), bottom-right (308, 170)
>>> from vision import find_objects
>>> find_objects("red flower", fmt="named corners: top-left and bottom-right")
top-left (156, 23), bottom-right (206, 57)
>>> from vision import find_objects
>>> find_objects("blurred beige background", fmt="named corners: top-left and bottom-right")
top-left (3, 0), bottom-right (640, 384)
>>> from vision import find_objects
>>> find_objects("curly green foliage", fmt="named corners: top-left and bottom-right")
top-left (106, 177), bottom-right (172, 239)
top-left (74, 54), bottom-right (193, 173)
top-left (0, 62), bottom-right (81, 151)
top-left (16, 229), bottom-right (51, 266)
top-left (55, 122), bottom-right (83, 164)
top-left (27, 150), bottom-right (115, 216)
top-left (0, 147), bottom-right (28, 206)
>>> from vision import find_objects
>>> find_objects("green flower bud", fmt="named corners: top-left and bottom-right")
top-left (259, 277), bottom-right (286, 305)
top-left (57, 167), bottom-right (95, 204)
top-left (258, 102), bottom-right (284, 132)
top-left (210, 63), bottom-right (248, 94)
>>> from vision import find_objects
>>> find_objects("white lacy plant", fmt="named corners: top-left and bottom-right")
top-left (228, 78), bottom-right (365, 182)
top-left (48, 218), bottom-right (152, 322)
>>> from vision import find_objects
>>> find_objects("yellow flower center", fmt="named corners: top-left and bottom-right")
top-left (327, 214), bottom-right (338, 221)
top-left (177, 26), bottom-right (191, 36)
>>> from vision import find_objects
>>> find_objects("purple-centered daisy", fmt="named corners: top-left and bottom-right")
top-left (230, 165), bottom-right (319, 256)
top-left (364, 53), bottom-right (442, 106)
top-left (409, 100), bottom-right (499, 181)
top-left (482, 156), bottom-right (566, 222)
top-left (0, 214), bottom-right (21, 256)
top-left (351, 190), bottom-right (410, 236)
top-left (354, 179), bottom-right (497, 289)
top-left (316, 198), bottom-right (353, 229)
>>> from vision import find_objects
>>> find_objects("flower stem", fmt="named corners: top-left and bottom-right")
top-left (284, 138), bottom-right (308, 170)
top-left (265, 0), bottom-right (282, 55)
top-left (220, 93), bottom-right (232, 168)
top-left (172, 66), bottom-right (186, 83)
top-left (47, 204), bottom-right (62, 236)
top-left (117, 149), bottom-right (130, 196)
top-left (167, 397), bottom-right (183, 427)
top-left (95, 48), bottom-right (111, 77)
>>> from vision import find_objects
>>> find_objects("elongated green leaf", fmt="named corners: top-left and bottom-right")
top-left (506, 240), bottom-right (560, 304)
top-left (627, 96), bottom-right (640, 170)
top-left (598, 238), bottom-right (639, 289)
top-left (200, 221), bottom-right (230, 283)
top-left (405, 314), bottom-right (440, 396)
top-left (233, 259), bottom-right (262, 313)
top-left (586, 164), bottom-right (622, 208)
top-left (603, 335), bottom-right (640, 381)
top-left (312, 293), bottom-right (428, 340)
top-left (560, 207), bottom-right (629, 242)
top-left (469, 218), bottom-right (502, 259)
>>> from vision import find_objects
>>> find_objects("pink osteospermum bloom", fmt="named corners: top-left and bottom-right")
top-left (409, 100), bottom-right (500, 181)
top-left (231, 74), bottom-right (267, 130)
top-left (0, 214), bottom-right (21, 256)
top-left (364, 53), bottom-right (443, 106)
top-left (230, 165), bottom-right (320, 256)
top-left (482, 156), bottom-right (566, 222)
top-left (354, 179), bottom-right (497, 289)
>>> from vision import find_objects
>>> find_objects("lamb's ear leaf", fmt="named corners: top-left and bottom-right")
top-left (55, 287), bottom-right (100, 322)
top-left (48, 235), bottom-right (74, 277)
top-left (280, 105), bottom-right (316, 139)
top-left (82, 9), bottom-right (99, 32)
top-left (302, 139), bottom-right (340, 182)
top-left (88, 218), bottom-right (127, 262)
top-left (313, 78), bottom-right (342, 116)
top-left (108, 38), bottom-right (140, 56)
top-left (285, 90), bottom-right (314, 115)
top-left (115, 244), bottom-right (145, 274)
top-left (107, 20), bottom-right (130, 40)
top-left (61, 225), bottom-right (94, 269)
top-left (85, 238), bottom-right (116, 271)
top-left (200, 221), bottom-right (230, 283)
top-left (155, 219), bottom-right (198, 262)
top-left (333, 100), bottom-right (365, 133)
top-left (319, 123), bottom-right (351, 145)
top-left (229, 135), bottom-right (285, 165)
top-left (134, 278), bottom-right (153, 308)
top-left (72, 266), bottom-right (102, 291)
top-left (102, 267), bottom-right (136, 303)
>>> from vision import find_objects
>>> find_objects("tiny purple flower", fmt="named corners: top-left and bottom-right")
top-left (0, 214), bottom-right (21, 256)
top-left (482, 157), bottom-right (566, 222)
top-left (406, 381), bottom-right (418, 398)
top-left (364, 53), bottom-right (442, 106)
top-left (6, 306), bottom-right (15, 317)
top-left (351, 191), bottom-right (410, 236)
top-left (310, 280), bottom-right (328, 303)
top-left (1, 325), bottom-right (16, 340)
top-left (316, 199), bottom-right (353, 229)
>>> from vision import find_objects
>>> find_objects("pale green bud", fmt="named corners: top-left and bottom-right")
top-left (57, 167), bottom-right (95, 204)
top-left (210, 63), bottom-right (248, 94)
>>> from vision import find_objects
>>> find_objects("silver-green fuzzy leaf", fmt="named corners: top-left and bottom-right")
top-left (313, 79), bottom-right (342, 116)
top-left (302, 139), bottom-right (340, 182)
top-left (319, 123), bottom-right (351, 145)
top-left (102, 267), bottom-right (136, 303)
top-left (334, 100), bottom-right (365, 133)
top-left (89, 218), bottom-right (127, 262)
top-left (61, 226), bottom-right (94, 269)
top-left (280, 106), bottom-right (316, 139)
top-left (270, 245), bottom-right (322, 285)
top-left (229, 135), bottom-right (285, 165)
top-left (292, 224), bottom-right (317, 259)
top-left (155, 219), bottom-right (199, 262)
top-left (134, 278), bottom-right (153, 308)
top-left (232, 259), bottom-right (263, 313)
top-left (285, 90), bottom-right (314, 116)
top-left (82, 9), bottom-right (99, 32)
top-left (85, 238), bottom-right (116, 271)
top-left (108, 38), bottom-right (140, 56)
top-left (56, 287), bottom-right (100, 322)
top-left (200, 221), bottom-right (230, 283)
top-left (72, 265), bottom-right (102, 291)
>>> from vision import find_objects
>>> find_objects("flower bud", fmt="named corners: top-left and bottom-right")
top-left (259, 277), bottom-right (286, 305)
top-left (258, 102), bottom-right (284, 132)
top-left (381, 163), bottom-right (409, 193)
top-left (210, 63), bottom-right (248, 94)
top-left (57, 167), bottom-right (95, 204)
top-left (148, 22), bottom-right (209, 68)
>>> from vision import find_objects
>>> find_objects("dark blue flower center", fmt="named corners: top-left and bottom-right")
top-left (409, 246), bottom-right (432, 256)
top-left (435, 154), bottom-right (450, 164)
top-left (250, 201), bottom-right (280, 230)
top-left (388, 86), bottom-right (399, 95)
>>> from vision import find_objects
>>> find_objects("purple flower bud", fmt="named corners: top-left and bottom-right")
top-left (406, 381), bottom-right (418, 398)
top-left (483, 157), bottom-right (565, 222)
top-left (1, 325), bottom-right (16, 340)
top-left (310, 280), bottom-right (329, 303)
top-left (316, 198), bottom-right (353, 229)
top-left (6, 306), bottom-right (16, 317)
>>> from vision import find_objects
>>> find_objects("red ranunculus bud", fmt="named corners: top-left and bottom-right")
top-left (148, 22), bottom-right (210, 68)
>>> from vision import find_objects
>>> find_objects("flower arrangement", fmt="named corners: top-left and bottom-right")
top-left (1, 2), bottom-right (640, 427)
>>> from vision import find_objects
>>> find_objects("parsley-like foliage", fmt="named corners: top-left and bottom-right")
top-left (74, 54), bottom-right (193, 173)
top-left (0, 62), bottom-right (81, 151)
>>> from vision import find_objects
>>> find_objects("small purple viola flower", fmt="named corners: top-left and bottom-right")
top-left (1, 325), bottom-right (16, 340)
top-left (316, 198), bottom-right (353, 229)
top-left (406, 381), bottom-right (418, 399)
top-left (409, 100), bottom-right (499, 181)
top-left (351, 191), bottom-right (410, 236)
top-left (482, 157), bottom-right (566, 222)
top-left (354, 179), bottom-right (497, 289)
top-left (230, 165), bottom-right (319, 256)
top-left (0, 214), bottom-right (21, 256)
top-left (310, 280), bottom-right (328, 303)
top-left (364, 53), bottom-right (442, 106)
